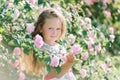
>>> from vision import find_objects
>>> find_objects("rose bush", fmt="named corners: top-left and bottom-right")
top-left (0, 0), bottom-right (120, 80)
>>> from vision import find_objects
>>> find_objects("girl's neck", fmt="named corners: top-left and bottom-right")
top-left (44, 41), bottom-right (57, 46)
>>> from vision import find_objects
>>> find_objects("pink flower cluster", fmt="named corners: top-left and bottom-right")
top-left (109, 34), bottom-right (115, 42)
top-left (7, 2), bottom-right (13, 9)
top-left (19, 72), bottom-right (25, 80)
top-left (109, 27), bottom-right (115, 34)
top-left (104, 10), bottom-right (111, 18)
top-left (70, 44), bottom-right (82, 55)
top-left (95, 43), bottom-right (101, 53)
top-left (11, 59), bottom-right (19, 68)
top-left (80, 68), bottom-right (87, 78)
top-left (108, 27), bottom-right (115, 42)
top-left (87, 40), bottom-right (94, 52)
top-left (68, 34), bottom-right (76, 44)
top-left (88, 31), bottom-right (96, 40)
top-left (85, 0), bottom-right (95, 5)
top-left (10, 47), bottom-right (21, 68)
top-left (82, 52), bottom-right (89, 60)
top-left (13, 9), bottom-right (20, 20)
top-left (29, 0), bottom-right (36, 4)
top-left (50, 55), bottom-right (60, 67)
top-left (34, 34), bottom-right (44, 48)
top-left (26, 23), bottom-right (35, 34)
top-left (12, 47), bottom-right (25, 80)
top-left (13, 47), bottom-right (21, 56)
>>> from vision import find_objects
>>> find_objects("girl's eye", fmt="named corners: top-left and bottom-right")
top-left (57, 28), bottom-right (61, 30)
top-left (48, 28), bottom-right (52, 29)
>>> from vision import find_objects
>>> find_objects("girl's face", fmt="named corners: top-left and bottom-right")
top-left (40, 18), bottom-right (62, 45)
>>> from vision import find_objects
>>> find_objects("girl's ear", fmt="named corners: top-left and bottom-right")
top-left (39, 27), bottom-right (43, 33)
top-left (40, 30), bottom-right (42, 33)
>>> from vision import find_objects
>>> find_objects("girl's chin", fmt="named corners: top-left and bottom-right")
top-left (45, 40), bottom-right (56, 44)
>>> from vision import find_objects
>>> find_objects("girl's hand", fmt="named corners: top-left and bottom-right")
top-left (66, 54), bottom-right (77, 63)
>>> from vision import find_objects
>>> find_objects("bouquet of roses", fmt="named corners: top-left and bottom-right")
top-left (33, 34), bottom-right (83, 73)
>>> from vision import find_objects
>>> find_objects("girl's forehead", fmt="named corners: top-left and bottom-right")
top-left (46, 17), bottom-right (60, 22)
top-left (44, 18), bottom-right (62, 27)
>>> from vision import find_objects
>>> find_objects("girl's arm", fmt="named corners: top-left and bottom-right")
top-left (45, 54), bottom-right (76, 79)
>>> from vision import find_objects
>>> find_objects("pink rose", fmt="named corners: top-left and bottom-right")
top-left (7, 2), bottom-right (13, 9)
top-left (26, 23), bottom-right (35, 34)
top-left (34, 34), bottom-right (44, 48)
top-left (68, 4), bottom-right (77, 11)
top-left (68, 34), bottom-right (75, 44)
top-left (85, 0), bottom-right (95, 5)
top-left (101, 63), bottom-right (108, 73)
top-left (50, 55), bottom-right (60, 67)
top-left (82, 52), bottom-right (89, 60)
top-left (104, 10), bottom-right (111, 18)
top-left (109, 34), bottom-right (115, 42)
top-left (71, 6), bottom-right (77, 11)
top-left (79, 19), bottom-right (85, 26)
top-left (80, 69), bottom-right (87, 78)
top-left (84, 17), bottom-right (91, 24)
top-left (13, 47), bottom-right (21, 56)
top-left (19, 72), bottom-right (25, 80)
top-left (67, 13), bottom-right (72, 21)
top-left (88, 31), bottom-right (96, 40)
top-left (13, 9), bottom-right (20, 19)
top-left (95, 43), bottom-right (101, 52)
top-left (70, 44), bottom-right (82, 55)
top-left (11, 60), bottom-right (19, 68)
top-left (85, 24), bottom-right (92, 30)
top-left (109, 27), bottom-right (114, 34)
top-left (87, 40), bottom-right (94, 52)
top-left (0, 34), bottom-right (2, 42)
top-left (29, 0), bottom-right (36, 4)
top-left (12, 26), bottom-right (20, 31)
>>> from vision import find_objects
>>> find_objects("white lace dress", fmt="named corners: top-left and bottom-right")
top-left (41, 43), bottom-right (76, 80)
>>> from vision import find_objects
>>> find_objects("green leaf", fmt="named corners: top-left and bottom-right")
top-left (14, 0), bottom-right (21, 5)
top-left (21, 40), bottom-right (33, 48)
top-left (72, 67), bottom-right (80, 74)
top-left (60, 0), bottom-right (65, 8)
top-left (8, 39), bottom-right (19, 47)
top-left (104, 76), bottom-right (109, 80)
top-left (89, 55), bottom-right (96, 60)
top-left (44, 56), bottom-right (51, 64)
top-left (38, 0), bottom-right (45, 5)
top-left (25, 34), bottom-right (32, 39)
top-left (21, 42), bottom-right (32, 55)
top-left (54, 66), bottom-right (61, 74)
top-left (24, 2), bottom-right (32, 11)
top-left (46, 65), bottom-right (51, 74)
top-left (106, 41), bottom-right (111, 47)
top-left (21, 43), bottom-right (27, 47)
top-left (0, 15), bottom-right (3, 21)
top-left (38, 55), bottom-right (43, 61)
top-left (82, 30), bottom-right (87, 37)
top-left (23, 47), bottom-right (30, 55)
top-left (6, 10), bottom-right (12, 16)
top-left (0, 27), bottom-right (4, 33)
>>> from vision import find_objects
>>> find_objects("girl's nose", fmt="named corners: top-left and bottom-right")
top-left (52, 29), bottom-right (57, 35)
